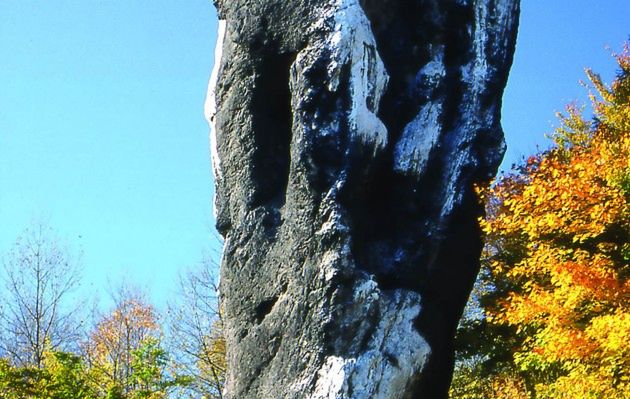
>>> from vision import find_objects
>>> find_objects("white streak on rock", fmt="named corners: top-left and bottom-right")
top-left (313, 356), bottom-right (354, 399)
top-left (335, 0), bottom-right (388, 153)
top-left (310, 280), bottom-right (430, 399)
top-left (394, 102), bottom-right (442, 176)
top-left (301, 0), bottom-right (389, 156)
top-left (205, 20), bottom-right (227, 181)
top-left (204, 20), bottom-right (227, 219)
top-left (393, 49), bottom-right (446, 176)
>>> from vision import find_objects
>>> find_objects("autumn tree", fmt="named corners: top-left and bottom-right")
top-left (0, 289), bottom-right (190, 399)
top-left (83, 289), bottom-right (161, 397)
top-left (166, 255), bottom-right (225, 398)
top-left (0, 223), bottom-right (83, 368)
top-left (452, 47), bottom-right (629, 397)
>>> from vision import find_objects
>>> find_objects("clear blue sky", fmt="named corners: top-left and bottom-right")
top-left (0, 1), bottom-right (628, 308)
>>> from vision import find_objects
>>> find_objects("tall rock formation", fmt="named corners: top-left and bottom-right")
top-left (206, 0), bottom-right (519, 397)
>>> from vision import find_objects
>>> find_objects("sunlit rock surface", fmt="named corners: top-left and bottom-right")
top-left (207, 0), bottom-right (519, 397)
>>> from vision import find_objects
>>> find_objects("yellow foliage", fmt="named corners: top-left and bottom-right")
top-left (480, 48), bottom-right (629, 397)
top-left (83, 294), bottom-right (161, 396)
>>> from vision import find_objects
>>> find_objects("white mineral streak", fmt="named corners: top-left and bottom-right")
top-left (394, 49), bottom-right (446, 176)
top-left (394, 102), bottom-right (442, 175)
top-left (313, 357), bottom-right (351, 399)
top-left (204, 20), bottom-right (227, 219)
top-left (205, 20), bottom-right (227, 181)
top-left (311, 281), bottom-right (430, 399)
top-left (322, 0), bottom-right (389, 154)
top-left (467, 3), bottom-right (489, 101)
top-left (440, 2), bottom-right (499, 220)
top-left (439, 1), bottom-right (515, 222)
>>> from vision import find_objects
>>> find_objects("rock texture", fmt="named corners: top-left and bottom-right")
top-left (206, 0), bottom-right (519, 397)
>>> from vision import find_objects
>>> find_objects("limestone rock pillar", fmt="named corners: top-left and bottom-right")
top-left (206, 1), bottom-right (519, 397)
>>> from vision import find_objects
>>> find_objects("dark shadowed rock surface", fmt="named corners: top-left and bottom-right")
top-left (205, 1), bottom-right (519, 397)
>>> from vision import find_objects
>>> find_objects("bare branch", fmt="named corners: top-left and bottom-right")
top-left (0, 222), bottom-right (83, 367)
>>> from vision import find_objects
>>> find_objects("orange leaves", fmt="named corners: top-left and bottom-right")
top-left (87, 297), bottom-right (159, 364)
top-left (495, 148), bottom-right (624, 244)
top-left (488, 375), bottom-right (530, 399)
top-left (479, 49), bottom-right (630, 397)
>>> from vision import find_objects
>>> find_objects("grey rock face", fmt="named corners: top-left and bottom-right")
top-left (206, 0), bottom-right (519, 397)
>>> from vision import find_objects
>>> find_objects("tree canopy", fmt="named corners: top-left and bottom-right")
top-left (0, 233), bottom-right (225, 399)
top-left (452, 47), bottom-right (629, 398)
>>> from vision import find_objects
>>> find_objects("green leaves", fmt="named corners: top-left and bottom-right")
top-left (129, 338), bottom-right (191, 399)
top-left (0, 349), bottom-right (95, 399)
